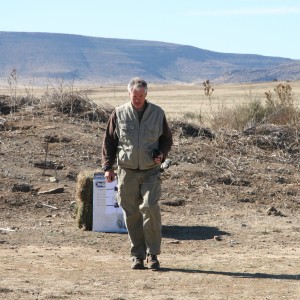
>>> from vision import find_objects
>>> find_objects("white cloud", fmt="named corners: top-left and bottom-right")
top-left (185, 7), bottom-right (300, 16)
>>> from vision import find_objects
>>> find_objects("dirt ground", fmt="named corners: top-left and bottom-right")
top-left (0, 101), bottom-right (299, 300)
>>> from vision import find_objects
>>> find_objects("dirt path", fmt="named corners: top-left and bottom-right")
top-left (1, 205), bottom-right (299, 300)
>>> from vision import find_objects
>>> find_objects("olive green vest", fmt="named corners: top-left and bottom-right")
top-left (115, 101), bottom-right (164, 170)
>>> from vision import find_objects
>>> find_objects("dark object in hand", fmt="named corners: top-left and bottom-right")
top-left (152, 148), bottom-right (160, 159)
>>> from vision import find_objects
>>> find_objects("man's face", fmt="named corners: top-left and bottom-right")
top-left (129, 87), bottom-right (147, 109)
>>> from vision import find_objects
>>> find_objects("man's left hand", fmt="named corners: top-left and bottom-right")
top-left (154, 153), bottom-right (164, 164)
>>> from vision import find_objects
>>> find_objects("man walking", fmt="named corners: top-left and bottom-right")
top-left (101, 77), bottom-right (173, 270)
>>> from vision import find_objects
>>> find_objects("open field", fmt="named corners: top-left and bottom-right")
top-left (81, 81), bottom-right (300, 119)
top-left (0, 81), bottom-right (300, 299)
top-left (2, 80), bottom-right (300, 120)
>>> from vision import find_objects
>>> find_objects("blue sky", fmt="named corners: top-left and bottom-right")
top-left (1, 0), bottom-right (300, 59)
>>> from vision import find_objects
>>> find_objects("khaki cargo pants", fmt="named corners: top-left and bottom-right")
top-left (117, 166), bottom-right (162, 259)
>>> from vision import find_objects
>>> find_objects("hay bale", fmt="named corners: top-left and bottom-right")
top-left (75, 170), bottom-right (99, 230)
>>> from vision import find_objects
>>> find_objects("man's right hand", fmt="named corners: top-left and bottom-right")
top-left (104, 170), bottom-right (115, 182)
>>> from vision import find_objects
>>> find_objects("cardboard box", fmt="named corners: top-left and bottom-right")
top-left (92, 172), bottom-right (127, 233)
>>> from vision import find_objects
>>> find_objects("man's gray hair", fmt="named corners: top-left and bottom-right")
top-left (127, 77), bottom-right (148, 93)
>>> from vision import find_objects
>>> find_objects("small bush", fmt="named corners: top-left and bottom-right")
top-left (264, 83), bottom-right (298, 125)
top-left (211, 99), bottom-right (266, 131)
top-left (211, 83), bottom-right (299, 130)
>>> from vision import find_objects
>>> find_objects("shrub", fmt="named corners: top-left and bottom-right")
top-left (264, 83), bottom-right (299, 125)
top-left (211, 99), bottom-right (266, 131)
top-left (211, 83), bottom-right (299, 130)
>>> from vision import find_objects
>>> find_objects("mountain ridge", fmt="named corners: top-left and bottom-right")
top-left (0, 31), bottom-right (299, 85)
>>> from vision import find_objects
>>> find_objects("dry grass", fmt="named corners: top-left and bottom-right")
top-left (77, 80), bottom-right (300, 125)
top-left (1, 80), bottom-right (300, 127)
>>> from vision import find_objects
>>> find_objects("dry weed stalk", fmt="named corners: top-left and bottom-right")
top-left (203, 80), bottom-right (214, 98)
top-left (7, 68), bottom-right (18, 116)
top-left (265, 83), bottom-right (293, 108)
top-left (42, 138), bottom-right (50, 176)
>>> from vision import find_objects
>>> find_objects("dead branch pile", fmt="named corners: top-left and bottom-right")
top-left (242, 124), bottom-right (300, 151)
top-left (0, 95), bottom-right (12, 115)
top-left (170, 121), bottom-right (215, 139)
top-left (50, 92), bottom-right (113, 122)
top-left (0, 94), bottom-right (42, 115)
top-left (0, 92), bottom-right (114, 123)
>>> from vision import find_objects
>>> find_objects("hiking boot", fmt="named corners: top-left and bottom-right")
top-left (146, 254), bottom-right (160, 270)
top-left (131, 257), bottom-right (144, 270)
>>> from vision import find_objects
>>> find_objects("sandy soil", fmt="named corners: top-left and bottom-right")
top-left (0, 103), bottom-right (299, 300)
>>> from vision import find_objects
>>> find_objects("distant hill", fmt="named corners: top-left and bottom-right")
top-left (0, 31), bottom-right (299, 85)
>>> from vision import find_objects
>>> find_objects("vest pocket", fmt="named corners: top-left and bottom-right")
top-left (119, 122), bottom-right (135, 140)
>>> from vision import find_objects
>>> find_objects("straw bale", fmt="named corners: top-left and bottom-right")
top-left (75, 170), bottom-right (100, 230)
